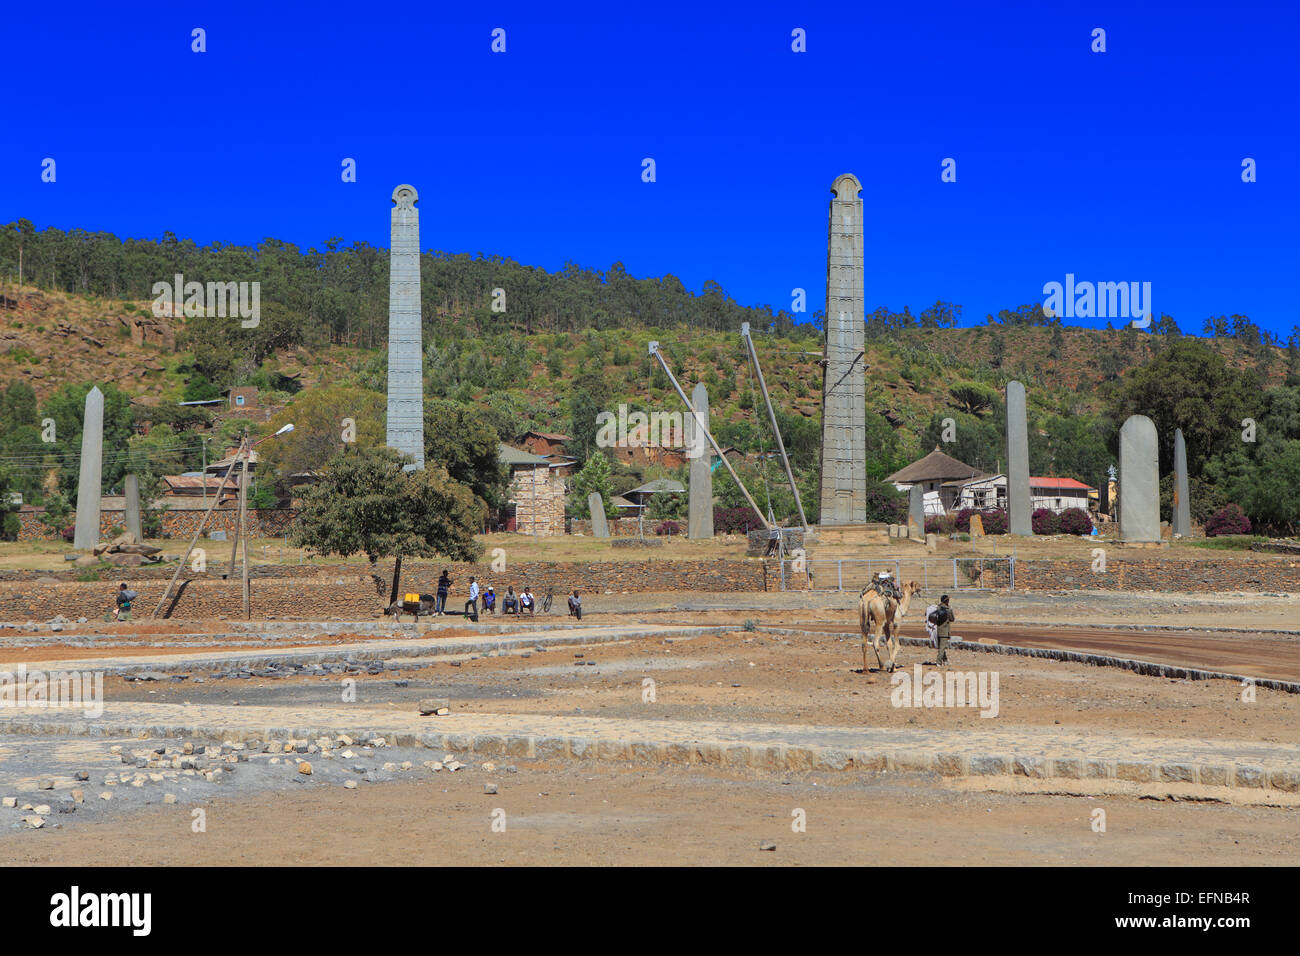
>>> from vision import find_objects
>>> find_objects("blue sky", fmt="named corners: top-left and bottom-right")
top-left (5, 0), bottom-right (1297, 336)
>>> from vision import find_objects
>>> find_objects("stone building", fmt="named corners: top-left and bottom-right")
top-left (498, 444), bottom-right (566, 536)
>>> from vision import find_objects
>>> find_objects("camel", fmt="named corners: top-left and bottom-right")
top-left (858, 579), bottom-right (922, 673)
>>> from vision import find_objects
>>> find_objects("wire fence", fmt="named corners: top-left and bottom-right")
top-left (776, 556), bottom-right (1015, 593)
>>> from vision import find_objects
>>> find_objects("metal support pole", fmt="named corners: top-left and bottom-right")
top-left (648, 341), bottom-right (772, 531)
top-left (740, 322), bottom-right (810, 532)
top-left (837, 560), bottom-right (842, 592)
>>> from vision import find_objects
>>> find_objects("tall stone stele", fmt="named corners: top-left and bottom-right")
top-left (687, 382), bottom-right (713, 538)
top-left (908, 484), bottom-right (925, 537)
top-left (1119, 415), bottom-right (1160, 543)
top-left (1172, 428), bottom-right (1191, 537)
top-left (1005, 380), bottom-right (1033, 535)
top-left (588, 493), bottom-right (610, 538)
top-left (818, 173), bottom-right (867, 525)
top-left (387, 184), bottom-right (425, 470)
top-left (123, 473), bottom-right (143, 541)
top-left (73, 386), bottom-right (105, 549)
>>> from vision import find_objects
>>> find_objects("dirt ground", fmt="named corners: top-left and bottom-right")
top-left (1, 591), bottom-right (1296, 866)
top-left (7, 761), bottom-right (1296, 867)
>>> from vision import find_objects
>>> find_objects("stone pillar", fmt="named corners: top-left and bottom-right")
top-left (589, 493), bottom-right (610, 538)
top-left (73, 386), bottom-right (104, 549)
top-left (387, 185), bottom-right (425, 470)
top-left (818, 173), bottom-right (867, 526)
top-left (1173, 428), bottom-right (1191, 537)
top-left (123, 473), bottom-right (143, 541)
top-left (1119, 415), bottom-right (1160, 542)
top-left (1005, 380), bottom-right (1032, 536)
top-left (908, 485), bottom-right (925, 537)
top-left (687, 382), bottom-right (713, 538)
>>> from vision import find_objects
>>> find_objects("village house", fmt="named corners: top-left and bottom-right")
top-left (497, 443), bottom-right (566, 536)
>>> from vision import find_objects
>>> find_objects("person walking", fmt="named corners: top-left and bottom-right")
top-left (464, 576), bottom-right (480, 621)
top-left (928, 594), bottom-right (955, 665)
top-left (111, 583), bottom-right (137, 622)
top-left (435, 570), bottom-right (451, 615)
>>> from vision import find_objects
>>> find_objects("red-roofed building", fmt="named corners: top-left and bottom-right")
top-left (947, 474), bottom-right (1098, 514)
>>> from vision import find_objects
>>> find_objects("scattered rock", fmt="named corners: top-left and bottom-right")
top-left (74, 770), bottom-right (89, 781)
top-left (37, 778), bottom-right (54, 790)
top-left (343, 779), bottom-right (358, 789)
top-left (418, 698), bottom-right (450, 716)
top-left (484, 783), bottom-right (498, 794)
top-left (22, 816), bottom-right (44, 829)
top-left (70, 790), bottom-right (84, 803)
top-left (759, 842), bottom-right (777, 851)
top-left (1, 797), bottom-right (15, 808)
top-left (298, 762), bottom-right (313, 775)
top-left (163, 794), bottom-right (177, 804)
top-left (99, 792), bottom-right (112, 801)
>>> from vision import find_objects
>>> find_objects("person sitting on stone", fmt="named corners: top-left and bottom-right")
top-left (502, 587), bottom-right (519, 614)
top-left (567, 590), bottom-right (582, 620)
top-left (519, 587), bottom-right (535, 616)
top-left (482, 586), bottom-right (497, 614)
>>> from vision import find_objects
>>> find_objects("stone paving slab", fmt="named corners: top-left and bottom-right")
top-left (0, 624), bottom-right (728, 677)
top-left (1, 702), bottom-right (1295, 795)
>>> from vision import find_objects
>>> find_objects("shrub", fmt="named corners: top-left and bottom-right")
top-left (713, 506), bottom-right (761, 535)
top-left (1031, 508), bottom-right (1060, 535)
top-left (1205, 504), bottom-right (1252, 537)
top-left (1057, 507), bottom-right (1094, 535)
top-left (978, 508), bottom-right (1009, 535)
top-left (925, 514), bottom-right (957, 535)
top-left (654, 520), bottom-right (681, 536)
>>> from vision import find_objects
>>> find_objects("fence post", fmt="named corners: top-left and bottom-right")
top-left (1009, 556), bottom-right (1015, 590)
top-left (837, 560), bottom-right (843, 592)
top-left (779, 559), bottom-right (785, 592)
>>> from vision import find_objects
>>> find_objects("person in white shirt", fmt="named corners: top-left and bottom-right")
top-left (465, 577), bottom-right (480, 620)
top-left (519, 587), bottom-right (535, 616)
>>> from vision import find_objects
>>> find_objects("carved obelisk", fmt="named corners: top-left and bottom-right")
top-left (818, 174), bottom-right (867, 525)
top-left (387, 185), bottom-right (425, 470)
top-left (73, 386), bottom-right (104, 549)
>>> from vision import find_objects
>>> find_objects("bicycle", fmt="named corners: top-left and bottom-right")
top-left (541, 590), bottom-right (553, 613)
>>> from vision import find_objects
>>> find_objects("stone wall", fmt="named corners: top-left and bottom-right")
top-left (0, 559), bottom-right (766, 620)
top-left (510, 468), bottom-right (565, 537)
top-left (17, 509), bottom-right (299, 542)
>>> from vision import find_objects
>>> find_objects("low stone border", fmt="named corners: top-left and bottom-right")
top-left (758, 627), bottom-right (1300, 694)
top-left (3, 715), bottom-right (1295, 798)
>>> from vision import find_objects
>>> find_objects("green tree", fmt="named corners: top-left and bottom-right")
top-left (567, 366), bottom-right (611, 462)
top-left (38, 491), bottom-right (73, 536)
top-left (424, 399), bottom-right (506, 512)
top-left (292, 445), bottom-right (483, 567)
top-left (571, 452), bottom-right (618, 519)
top-left (1108, 339), bottom-right (1264, 479)
top-left (259, 387), bottom-right (385, 486)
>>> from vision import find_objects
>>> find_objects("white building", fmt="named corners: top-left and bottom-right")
top-left (947, 474), bottom-right (1097, 514)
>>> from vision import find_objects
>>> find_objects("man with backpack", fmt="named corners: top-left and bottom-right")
top-left (111, 583), bottom-right (137, 622)
top-left (927, 595), bottom-right (955, 665)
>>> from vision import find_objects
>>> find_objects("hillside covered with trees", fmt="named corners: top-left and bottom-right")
top-left (2, 221), bottom-right (1299, 539)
